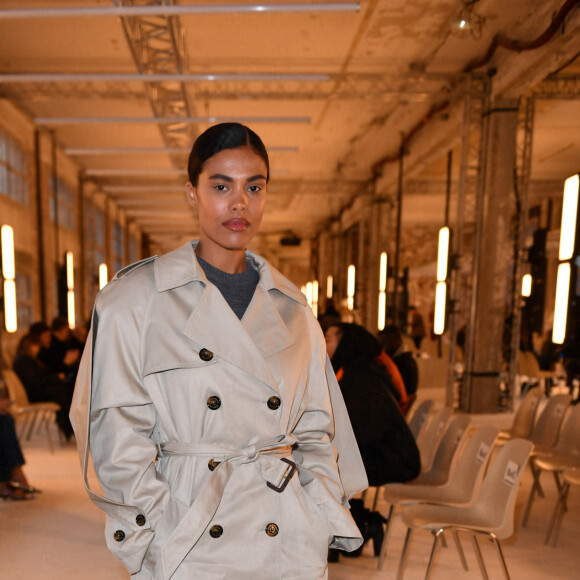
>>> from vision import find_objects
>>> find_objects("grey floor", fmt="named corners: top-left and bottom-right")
top-left (2, 388), bottom-right (579, 579)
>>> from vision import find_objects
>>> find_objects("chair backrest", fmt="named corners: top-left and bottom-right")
top-left (529, 393), bottom-right (572, 448)
top-left (417, 406), bottom-right (453, 472)
top-left (416, 413), bottom-right (471, 486)
top-left (445, 425), bottom-right (499, 504)
top-left (510, 387), bottom-right (542, 439)
top-left (3, 369), bottom-right (32, 408)
top-left (551, 402), bottom-right (580, 457)
top-left (475, 438), bottom-right (534, 539)
top-left (407, 398), bottom-right (435, 439)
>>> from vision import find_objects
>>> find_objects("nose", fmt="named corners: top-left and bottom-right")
top-left (230, 187), bottom-right (248, 212)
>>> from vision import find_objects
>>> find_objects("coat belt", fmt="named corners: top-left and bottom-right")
top-left (159, 434), bottom-right (297, 580)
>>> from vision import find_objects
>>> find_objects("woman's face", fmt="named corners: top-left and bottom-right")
top-left (325, 326), bottom-right (342, 360)
top-left (186, 146), bottom-right (267, 267)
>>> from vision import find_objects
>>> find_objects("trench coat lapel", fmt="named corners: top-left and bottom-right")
top-left (155, 242), bottom-right (297, 393)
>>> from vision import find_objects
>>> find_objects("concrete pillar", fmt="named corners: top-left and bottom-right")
top-left (464, 98), bottom-right (519, 413)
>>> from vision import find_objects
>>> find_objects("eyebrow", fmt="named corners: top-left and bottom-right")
top-left (208, 173), bottom-right (267, 182)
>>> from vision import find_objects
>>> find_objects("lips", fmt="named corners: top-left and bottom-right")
top-left (223, 218), bottom-right (249, 231)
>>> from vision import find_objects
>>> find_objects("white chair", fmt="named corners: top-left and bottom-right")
top-left (416, 406), bottom-right (453, 473)
top-left (3, 369), bottom-right (62, 453)
top-left (497, 387), bottom-right (542, 441)
top-left (396, 438), bottom-right (533, 580)
top-left (522, 401), bottom-right (580, 528)
top-left (378, 425), bottom-right (498, 570)
top-left (407, 398), bottom-right (435, 440)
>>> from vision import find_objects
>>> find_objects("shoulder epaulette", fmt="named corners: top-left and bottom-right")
top-left (113, 255), bottom-right (158, 281)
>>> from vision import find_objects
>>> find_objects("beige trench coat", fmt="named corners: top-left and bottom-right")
top-left (71, 241), bottom-right (367, 580)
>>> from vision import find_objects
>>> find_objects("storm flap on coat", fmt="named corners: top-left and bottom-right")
top-left (70, 241), bottom-right (367, 580)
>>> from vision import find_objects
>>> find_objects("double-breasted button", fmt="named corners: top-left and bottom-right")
top-left (209, 524), bottom-right (223, 538)
top-left (113, 530), bottom-right (125, 542)
top-left (208, 458), bottom-right (221, 471)
top-left (207, 396), bottom-right (221, 410)
top-left (265, 523), bottom-right (279, 537)
top-left (199, 348), bottom-right (214, 362)
top-left (267, 396), bottom-right (281, 410)
top-left (136, 514), bottom-right (146, 527)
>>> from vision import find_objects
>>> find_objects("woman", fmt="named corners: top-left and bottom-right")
top-left (71, 123), bottom-right (366, 579)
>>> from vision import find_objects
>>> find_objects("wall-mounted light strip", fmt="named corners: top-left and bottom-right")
top-left (1, 224), bottom-right (17, 333)
top-left (35, 115), bottom-right (311, 126)
top-left (521, 273), bottom-right (532, 297)
top-left (433, 282), bottom-right (447, 336)
top-left (65, 251), bottom-right (75, 329)
top-left (0, 3), bottom-right (360, 20)
top-left (326, 275), bottom-right (333, 299)
top-left (378, 252), bottom-right (388, 331)
top-left (347, 265), bottom-right (356, 311)
top-left (312, 280), bottom-right (319, 318)
top-left (99, 263), bottom-right (108, 290)
top-left (553, 174), bottom-right (580, 345)
top-left (436, 226), bottom-right (449, 282)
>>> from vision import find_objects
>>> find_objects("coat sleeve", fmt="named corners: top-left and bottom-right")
top-left (70, 283), bottom-right (172, 575)
top-left (290, 313), bottom-right (368, 551)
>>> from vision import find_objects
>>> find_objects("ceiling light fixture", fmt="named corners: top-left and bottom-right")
top-left (0, 72), bottom-right (331, 83)
top-left (455, 1), bottom-right (484, 39)
top-left (0, 3), bottom-right (360, 19)
top-left (35, 115), bottom-right (311, 126)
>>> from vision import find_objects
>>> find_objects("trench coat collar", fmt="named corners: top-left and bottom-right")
top-left (153, 240), bottom-right (307, 306)
top-left (154, 241), bottom-right (307, 391)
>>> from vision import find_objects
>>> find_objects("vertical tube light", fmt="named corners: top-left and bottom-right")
top-left (553, 174), bottom-right (580, 344)
top-left (521, 273), bottom-right (532, 297)
top-left (1, 224), bottom-right (17, 333)
top-left (326, 275), bottom-right (333, 299)
top-left (66, 251), bottom-right (75, 329)
top-left (305, 281), bottom-right (313, 309)
top-left (347, 265), bottom-right (355, 311)
top-left (433, 226), bottom-right (450, 335)
top-left (99, 263), bottom-right (108, 290)
top-left (378, 252), bottom-right (388, 330)
top-left (312, 279), bottom-right (319, 317)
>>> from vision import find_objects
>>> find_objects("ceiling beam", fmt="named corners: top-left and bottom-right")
top-left (67, 146), bottom-right (298, 155)
top-left (35, 115), bottom-right (311, 125)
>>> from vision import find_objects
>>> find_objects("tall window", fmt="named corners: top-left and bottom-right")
top-left (0, 128), bottom-right (29, 205)
top-left (49, 177), bottom-right (76, 230)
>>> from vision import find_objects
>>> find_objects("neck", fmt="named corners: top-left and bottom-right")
top-left (195, 243), bottom-right (247, 274)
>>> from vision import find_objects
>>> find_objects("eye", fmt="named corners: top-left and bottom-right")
top-left (214, 184), bottom-right (229, 192)
top-left (248, 185), bottom-right (262, 193)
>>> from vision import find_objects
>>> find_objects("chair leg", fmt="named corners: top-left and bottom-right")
top-left (25, 412), bottom-right (39, 440)
top-left (549, 482), bottom-right (571, 547)
top-left (452, 530), bottom-right (469, 571)
top-left (396, 527), bottom-right (413, 580)
top-left (377, 504), bottom-right (394, 570)
top-left (522, 463), bottom-right (543, 527)
top-left (43, 412), bottom-right (55, 454)
top-left (425, 529), bottom-right (443, 580)
top-left (490, 534), bottom-right (511, 580)
top-left (471, 534), bottom-right (489, 580)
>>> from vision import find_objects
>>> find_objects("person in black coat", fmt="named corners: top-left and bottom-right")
top-left (12, 334), bottom-right (75, 440)
top-left (326, 323), bottom-right (420, 487)
top-left (378, 324), bottom-right (419, 396)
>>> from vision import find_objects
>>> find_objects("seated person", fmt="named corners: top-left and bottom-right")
top-left (378, 325), bottom-right (419, 397)
top-left (37, 316), bottom-right (81, 379)
top-left (0, 393), bottom-right (39, 500)
top-left (13, 334), bottom-right (75, 440)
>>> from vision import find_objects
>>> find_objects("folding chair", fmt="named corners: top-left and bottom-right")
top-left (416, 406), bottom-right (453, 473)
top-left (397, 438), bottom-right (533, 579)
top-left (497, 387), bottom-right (542, 441)
top-left (407, 398), bottom-right (435, 440)
top-left (545, 467), bottom-right (580, 547)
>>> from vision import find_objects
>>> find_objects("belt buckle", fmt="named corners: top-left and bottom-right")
top-left (267, 458), bottom-right (297, 493)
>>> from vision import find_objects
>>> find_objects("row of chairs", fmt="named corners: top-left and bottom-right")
top-left (376, 399), bottom-right (533, 579)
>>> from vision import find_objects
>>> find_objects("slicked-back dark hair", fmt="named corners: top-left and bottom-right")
top-left (187, 122), bottom-right (270, 186)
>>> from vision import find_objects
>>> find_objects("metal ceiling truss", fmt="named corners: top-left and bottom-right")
top-left (533, 75), bottom-right (580, 99)
top-left (115, 0), bottom-right (195, 168)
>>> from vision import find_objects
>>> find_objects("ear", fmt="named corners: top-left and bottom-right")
top-left (185, 182), bottom-right (197, 207)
